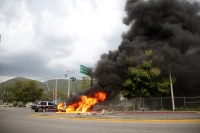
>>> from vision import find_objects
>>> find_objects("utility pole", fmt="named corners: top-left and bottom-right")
top-left (52, 89), bottom-right (54, 102)
top-left (166, 42), bottom-right (175, 111)
top-left (67, 71), bottom-right (70, 98)
top-left (55, 76), bottom-right (57, 104)
top-left (169, 64), bottom-right (175, 111)
top-left (71, 68), bottom-right (77, 93)
top-left (46, 81), bottom-right (50, 101)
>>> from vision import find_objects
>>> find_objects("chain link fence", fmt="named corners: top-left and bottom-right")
top-left (94, 96), bottom-right (200, 111)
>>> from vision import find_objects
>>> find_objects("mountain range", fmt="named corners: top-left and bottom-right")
top-left (0, 77), bottom-right (81, 93)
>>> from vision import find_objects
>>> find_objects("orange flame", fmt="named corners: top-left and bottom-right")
top-left (57, 102), bottom-right (64, 112)
top-left (57, 92), bottom-right (106, 113)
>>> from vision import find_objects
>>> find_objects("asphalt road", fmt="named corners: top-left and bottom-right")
top-left (0, 107), bottom-right (200, 133)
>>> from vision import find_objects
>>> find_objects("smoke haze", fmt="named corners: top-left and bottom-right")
top-left (66, 0), bottom-right (200, 104)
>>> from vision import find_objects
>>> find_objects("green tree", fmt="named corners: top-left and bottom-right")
top-left (122, 50), bottom-right (173, 110)
top-left (13, 80), bottom-right (44, 104)
top-left (0, 85), bottom-right (15, 104)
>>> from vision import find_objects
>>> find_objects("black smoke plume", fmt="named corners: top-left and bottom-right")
top-left (66, 0), bottom-right (200, 104)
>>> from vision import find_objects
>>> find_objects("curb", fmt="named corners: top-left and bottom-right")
top-left (30, 113), bottom-right (200, 123)
top-left (114, 111), bottom-right (199, 114)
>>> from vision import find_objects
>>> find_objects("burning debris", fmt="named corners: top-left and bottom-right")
top-left (58, 0), bottom-right (200, 114)
top-left (83, 112), bottom-right (97, 116)
top-left (57, 92), bottom-right (106, 113)
top-left (101, 109), bottom-right (108, 115)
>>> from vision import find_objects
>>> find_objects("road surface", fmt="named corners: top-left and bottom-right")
top-left (0, 107), bottom-right (199, 133)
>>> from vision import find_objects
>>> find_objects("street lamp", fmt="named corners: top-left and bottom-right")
top-left (65, 71), bottom-right (71, 98)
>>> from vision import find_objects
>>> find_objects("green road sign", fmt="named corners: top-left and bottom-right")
top-left (80, 65), bottom-right (91, 75)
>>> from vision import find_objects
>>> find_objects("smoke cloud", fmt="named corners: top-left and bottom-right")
top-left (66, 0), bottom-right (200, 104)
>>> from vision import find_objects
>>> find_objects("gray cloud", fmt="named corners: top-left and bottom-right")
top-left (0, 0), bottom-right (126, 82)
top-left (0, 0), bottom-right (22, 25)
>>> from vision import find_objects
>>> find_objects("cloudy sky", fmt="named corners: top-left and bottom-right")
top-left (0, 0), bottom-right (128, 82)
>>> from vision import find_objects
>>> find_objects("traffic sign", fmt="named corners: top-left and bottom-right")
top-left (80, 65), bottom-right (91, 75)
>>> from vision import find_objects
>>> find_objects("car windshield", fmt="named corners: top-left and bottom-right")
top-left (38, 102), bottom-right (46, 105)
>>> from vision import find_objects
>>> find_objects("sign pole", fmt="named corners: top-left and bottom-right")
top-left (80, 65), bottom-right (93, 86)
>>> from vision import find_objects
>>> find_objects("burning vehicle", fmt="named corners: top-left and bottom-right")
top-left (57, 91), bottom-right (106, 113)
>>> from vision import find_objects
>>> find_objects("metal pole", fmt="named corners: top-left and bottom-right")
top-left (71, 68), bottom-right (77, 93)
top-left (142, 98), bottom-right (144, 111)
top-left (52, 89), bottom-right (54, 102)
top-left (68, 71), bottom-right (70, 98)
top-left (46, 81), bottom-right (50, 101)
top-left (184, 97), bottom-right (186, 109)
top-left (169, 65), bottom-right (175, 110)
top-left (71, 78), bottom-right (73, 93)
top-left (161, 97), bottom-right (163, 110)
top-left (124, 98), bottom-right (126, 111)
top-left (126, 98), bottom-right (127, 111)
top-left (55, 77), bottom-right (57, 104)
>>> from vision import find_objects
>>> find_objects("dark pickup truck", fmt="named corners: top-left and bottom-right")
top-left (31, 101), bottom-right (57, 112)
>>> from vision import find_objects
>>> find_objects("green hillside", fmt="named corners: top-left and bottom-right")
top-left (0, 77), bottom-right (84, 93)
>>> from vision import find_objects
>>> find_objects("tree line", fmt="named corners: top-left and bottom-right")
top-left (0, 77), bottom-right (92, 106)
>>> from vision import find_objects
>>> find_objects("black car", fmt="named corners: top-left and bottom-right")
top-left (31, 101), bottom-right (57, 112)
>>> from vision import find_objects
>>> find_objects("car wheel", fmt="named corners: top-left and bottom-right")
top-left (35, 110), bottom-right (38, 112)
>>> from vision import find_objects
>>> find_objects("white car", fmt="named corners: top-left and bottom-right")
top-left (0, 103), bottom-right (12, 107)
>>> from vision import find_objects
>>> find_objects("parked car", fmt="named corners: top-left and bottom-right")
top-left (31, 101), bottom-right (57, 112)
top-left (0, 103), bottom-right (12, 107)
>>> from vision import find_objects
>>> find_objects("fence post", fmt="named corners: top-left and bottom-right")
top-left (124, 98), bottom-right (127, 111)
top-left (142, 98), bottom-right (144, 111)
top-left (161, 97), bottom-right (163, 110)
top-left (184, 97), bottom-right (186, 109)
